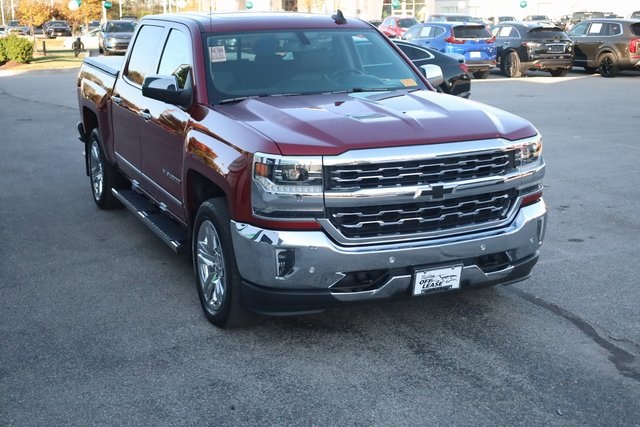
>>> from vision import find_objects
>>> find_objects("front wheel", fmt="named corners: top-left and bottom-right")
top-left (599, 53), bottom-right (619, 78)
top-left (87, 130), bottom-right (124, 209)
top-left (193, 199), bottom-right (251, 328)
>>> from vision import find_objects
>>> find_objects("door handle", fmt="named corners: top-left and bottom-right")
top-left (138, 109), bottom-right (152, 121)
top-left (112, 95), bottom-right (122, 105)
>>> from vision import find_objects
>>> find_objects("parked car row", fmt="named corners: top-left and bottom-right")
top-left (381, 16), bottom-right (639, 79)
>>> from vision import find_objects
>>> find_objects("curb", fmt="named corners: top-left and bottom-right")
top-left (0, 66), bottom-right (81, 77)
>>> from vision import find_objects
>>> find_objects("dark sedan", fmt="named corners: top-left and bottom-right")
top-left (491, 22), bottom-right (574, 77)
top-left (394, 39), bottom-right (471, 98)
top-left (44, 20), bottom-right (72, 38)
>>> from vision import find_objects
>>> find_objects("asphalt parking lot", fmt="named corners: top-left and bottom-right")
top-left (1, 67), bottom-right (639, 425)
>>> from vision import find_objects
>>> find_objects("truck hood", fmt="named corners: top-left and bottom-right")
top-left (219, 90), bottom-right (538, 156)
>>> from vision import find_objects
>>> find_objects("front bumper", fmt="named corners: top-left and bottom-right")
top-left (232, 199), bottom-right (547, 315)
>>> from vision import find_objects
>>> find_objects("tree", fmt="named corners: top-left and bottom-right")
top-left (62, 0), bottom-right (104, 34)
top-left (16, 0), bottom-right (51, 47)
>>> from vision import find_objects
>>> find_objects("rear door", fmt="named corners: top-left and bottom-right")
top-left (111, 24), bottom-right (164, 177)
top-left (492, 24), bottom-right (520, 62)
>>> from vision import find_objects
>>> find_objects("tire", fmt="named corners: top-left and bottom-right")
top-left (549, 68), bottom-right (569, 77)
top-left (599, 53), bottom-right (619, 78)
top-left (87, 130), bottom-right (124, 209)
top-left (472, 69), bottom-right (490, 79)
top-left (502, 52), bottom-right (522, 78)
top-left (193, 199), bottom-right (251, 328)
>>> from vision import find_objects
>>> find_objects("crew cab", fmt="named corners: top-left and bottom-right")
top-left (76, 11), bottom-right (547, 328)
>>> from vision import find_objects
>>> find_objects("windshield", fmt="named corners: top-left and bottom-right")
top-left (204, 29), bottom-right (426, 105)
top-left (398, 18), bottom-right (419, 29)
top-left (105, 21), bottom-right (135, 32)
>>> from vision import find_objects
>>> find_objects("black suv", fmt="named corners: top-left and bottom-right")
top-left (567, 18), bottom-right (640, 77)
top-left (491, 22), bottom-right (574, 77)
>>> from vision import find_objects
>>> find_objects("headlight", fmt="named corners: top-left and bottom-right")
top-left (515, 136), bottom-right (542, 166)
top-left (252, 153), bottom-right (324, 220)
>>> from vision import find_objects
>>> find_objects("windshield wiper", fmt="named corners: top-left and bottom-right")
top-left (219, 94), bottom-right (274, 105)
top-left (349, 87), bottom-right (394, 92)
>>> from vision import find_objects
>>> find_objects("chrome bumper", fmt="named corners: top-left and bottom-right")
top-left (231, 199), bottom-right (546, 312)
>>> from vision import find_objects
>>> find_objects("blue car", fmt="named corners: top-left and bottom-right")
top-left (402, 22), bottom-right (497, 78)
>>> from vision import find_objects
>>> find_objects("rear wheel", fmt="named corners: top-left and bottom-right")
top-left (88, 130), bottom-right (124, 209)
top-left (193, 198), bottom-right (251, 328)
top-left (599, 53), bottom-right (619, 78)
top-left (549, 68), bottom-right (569, 77)
top-left (503, 52), bottom-right (522, 78)
top-left (472, 70), bottom-right (490, 79)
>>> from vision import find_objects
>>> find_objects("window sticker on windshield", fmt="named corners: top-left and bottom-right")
top-left (401, 78), bottom-right (417, 87)
top-left (209, 46), bottom-right (227, 62)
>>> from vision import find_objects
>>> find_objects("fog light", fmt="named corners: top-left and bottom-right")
top-left (275, 249), bottom-right (295, 279)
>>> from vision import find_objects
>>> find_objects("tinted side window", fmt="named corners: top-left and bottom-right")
top-left (158, 29), bottom-right (192, 89)
top-left (605, 23), bottom-right (621, 36)
top-left (397, 44), bottom-right (433, 61)
top-left (632, 23), bottom-right (640, 37)
top-left (125, 25), bottom-right (164, 86)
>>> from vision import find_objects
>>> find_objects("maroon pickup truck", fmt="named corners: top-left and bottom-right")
top-left (76, 11), bottom-right (547, 327)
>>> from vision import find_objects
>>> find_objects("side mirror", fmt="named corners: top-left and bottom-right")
top-left (142, 70), bottom-right (193, 108)
top-left (420, 64), bottom-right (444, 88)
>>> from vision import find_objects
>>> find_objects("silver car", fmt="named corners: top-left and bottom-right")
top-left (98, 20), bottom-right (136, 56)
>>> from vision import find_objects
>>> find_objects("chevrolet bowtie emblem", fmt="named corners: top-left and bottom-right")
top-left (413, 184), bottom-right (452, 200)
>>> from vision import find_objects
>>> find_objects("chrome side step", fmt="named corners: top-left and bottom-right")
top-left (112, 189), bottom-right (188, 254)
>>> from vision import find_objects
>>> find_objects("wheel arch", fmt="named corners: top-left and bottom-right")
top-left (81, 108), bottom-right (100, 176)
top-left (597, 48), bottom-right (619, 61)
top-left (186, 170), bottom-right (227, 232)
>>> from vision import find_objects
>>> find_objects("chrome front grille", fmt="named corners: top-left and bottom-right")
top-left (327, 189), bottom-right (517, 239)
top-left (326, 150), bottom-right (515, 191)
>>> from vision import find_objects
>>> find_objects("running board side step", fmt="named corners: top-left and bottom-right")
top-left (112, 189), bottom-right (188, 254)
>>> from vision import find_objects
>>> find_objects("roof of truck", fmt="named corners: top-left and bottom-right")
top-left (140, 11), bottom-right (373, 33)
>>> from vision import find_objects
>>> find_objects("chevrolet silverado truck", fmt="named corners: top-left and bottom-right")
top-left (76, 11), bottom-right (547, 328)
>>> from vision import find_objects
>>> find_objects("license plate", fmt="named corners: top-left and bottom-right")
top-left (412, 265), bottom-right (462, 296)
top-left (469, 51), bottom-right (482, 59)
top-left (548, 45), bottom-right (565, 53)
